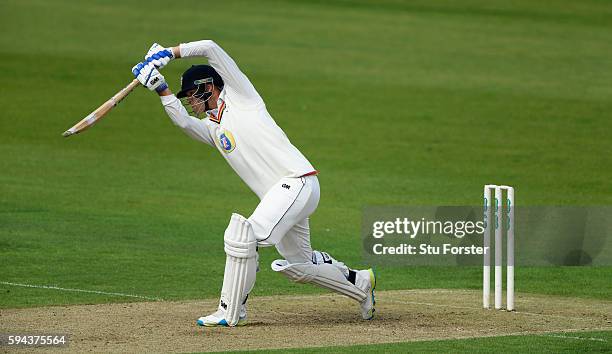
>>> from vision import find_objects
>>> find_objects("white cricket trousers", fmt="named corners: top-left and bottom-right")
top-left (248, 175), bottom-right (320, 264)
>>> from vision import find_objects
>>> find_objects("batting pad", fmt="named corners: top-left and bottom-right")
top-left (222, 213), bottom-right (257, 326)
top-left (271, 259), bottom-right (367, 302)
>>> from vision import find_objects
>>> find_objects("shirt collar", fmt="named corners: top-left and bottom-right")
top-left (205, 88), bottom-right (226, 119)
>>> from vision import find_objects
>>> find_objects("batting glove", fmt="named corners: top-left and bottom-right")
top-left (144, 43), bottom-right (174, 69)
top-left (132, 61), bottom-right (168, 93)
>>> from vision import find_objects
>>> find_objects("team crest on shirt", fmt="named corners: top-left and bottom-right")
top-left (217, 129), bottom-right (236, 153)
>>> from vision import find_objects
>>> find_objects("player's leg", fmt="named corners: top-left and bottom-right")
top-left (197, 213), bottom-right (257, 327)
top-left (273, 219), bottom-right (376, 319)
top-left (249, 176), bottom-right (376, 319)
top-left (273, 218), bottom-right (312, 264)
top-left (199, 176), bottom-right (312, 327)
top-left (249, 175), bottom-right (319, 247)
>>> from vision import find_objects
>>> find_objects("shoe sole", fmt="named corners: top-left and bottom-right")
top-left (197, 318), bottom-right (247, 327)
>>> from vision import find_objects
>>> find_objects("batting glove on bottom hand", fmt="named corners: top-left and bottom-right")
top-left (132, 61), bottom-right (168, 93)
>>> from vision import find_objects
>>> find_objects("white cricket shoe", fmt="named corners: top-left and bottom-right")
top-left (356, 268), bottom-right (377, 320)
top-left (196, 303), bottom-right (247, 327)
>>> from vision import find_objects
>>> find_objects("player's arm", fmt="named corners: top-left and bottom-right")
top-left (161, 95), bottom-right (215, 146)
top-left (145, 41), bottom-right (263, 105)
top-left (132, 61), bottom-right (214, 146)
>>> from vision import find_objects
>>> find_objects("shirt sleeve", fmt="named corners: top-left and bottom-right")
top-left (179, 40), bottom-right (263, 107)
top-left (160, 94), bottom-right (215, 146)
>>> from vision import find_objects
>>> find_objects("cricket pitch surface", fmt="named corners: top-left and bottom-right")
top-left (2, 289), bottom-right (611, 352)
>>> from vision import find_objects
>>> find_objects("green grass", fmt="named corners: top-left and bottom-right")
top-left (223, 330), bottom-right (612, 353)
top-left (1, 0), bottom-right (611, 351)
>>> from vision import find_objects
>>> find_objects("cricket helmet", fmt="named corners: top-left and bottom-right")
top-left (176, 65), bottom-right (224, 99)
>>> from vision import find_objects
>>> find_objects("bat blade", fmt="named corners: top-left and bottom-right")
top-left (62, 112), bottom-right (97, 137)
top-left (62, 79), bottom-right (140, 138)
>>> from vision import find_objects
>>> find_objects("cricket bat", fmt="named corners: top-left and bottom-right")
top-left (62, 79), bottom-right (140, 137)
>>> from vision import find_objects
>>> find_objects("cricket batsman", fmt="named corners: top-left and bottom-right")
top-left (131, 40), bottom-right (376, 327)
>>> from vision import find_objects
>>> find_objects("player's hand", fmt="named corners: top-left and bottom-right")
top-left (132, 61), bottom-right (168, 93)
top-left (144, 43), bottom-right (174, 69)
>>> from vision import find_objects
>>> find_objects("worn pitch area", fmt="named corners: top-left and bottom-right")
top-left (1, 289), bottom-right (611, 352)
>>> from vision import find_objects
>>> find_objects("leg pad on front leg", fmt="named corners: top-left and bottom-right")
top-left (221, 213), bottom-right (257, 326)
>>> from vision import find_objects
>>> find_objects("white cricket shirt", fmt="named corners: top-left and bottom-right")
top-left (160, 40), bottom-right (315, 199)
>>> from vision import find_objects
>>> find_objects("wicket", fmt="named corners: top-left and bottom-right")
top-left (483, 184), bottom-right (514, 311)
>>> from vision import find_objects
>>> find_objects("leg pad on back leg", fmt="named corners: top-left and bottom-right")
top-left (271, 259), bottom-right (366, 302)
top-left (221, 213), bottom-right (257, 326)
